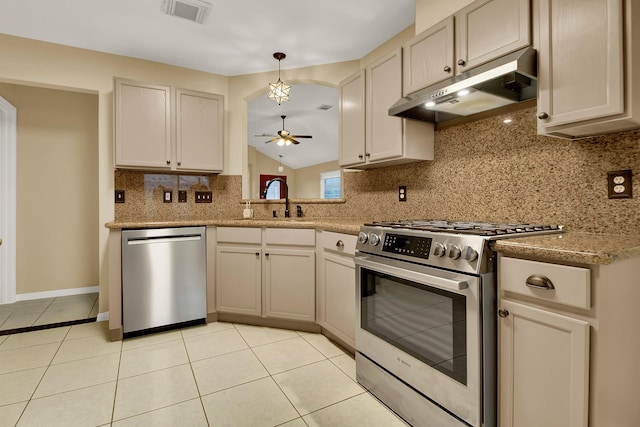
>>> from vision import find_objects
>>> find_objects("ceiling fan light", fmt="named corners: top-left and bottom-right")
top-left (277, 138), bottom-right (285, 146)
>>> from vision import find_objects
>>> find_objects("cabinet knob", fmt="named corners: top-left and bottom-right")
top-left (265, 253), bottom-right (270, 259)
top-left (255, 252), bottom-right (260, 257)
top-left (166, 160), bottom-right (171, 165)
top-left (358, 154), bottom-right (364, 159)
top-left (498, 309), bottom-right (510, 318)
top-left (538, 112), bottom-right (549, 120)
top-left (457, 59), bottom-right (466, 66)
top-left (336, 240), bottom-right (344, 249)
top-left (177, 161), bottom-right (181, 166)
top-left (443, 65), bottom-right (452, 73)
top-left (365, 153), bottom-right (371, 158)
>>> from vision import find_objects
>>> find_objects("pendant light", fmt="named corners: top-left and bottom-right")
top-left (278, 155), bottom-right (284, 173)
top-left (268, 52), bottom-right (291, 105)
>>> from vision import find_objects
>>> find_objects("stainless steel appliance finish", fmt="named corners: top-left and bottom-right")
top-left (355, 220), bottom-right (562, 427)
top-left (389, 47), bottom-right (537, 125)
top-left (122, 227), bottom-right (207, 335)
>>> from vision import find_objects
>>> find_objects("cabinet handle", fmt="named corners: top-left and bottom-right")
top-left (538, 112), bottom-right (549, 120)
top-left (365, 153), bottom-right (371, 158)
top-left (498, 309), bottom-right (510, 318)
top-left (443, 65), bottom-right (451, 73)
top-left (358, 154), bottom-right (363, 159)
top-left (255, 252), bottom-right (260, 257)
top-left (457, 59), bottom-right (466, 66)
top-left (336, 240), bottom-right (344, 249)
top-left (265, 253), bottom-right (270, 259)
top-left (166, 160), bottom-right (171, 165)
top-left (525, 274), bottom-right (555, 290)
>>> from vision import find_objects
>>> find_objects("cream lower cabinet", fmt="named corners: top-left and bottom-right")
top-left (317, 231), bottom-right (357, 349)
top-left (498, 256), bottom-right (590, 427)
top-left (215, 227), bottom-right (315, 322)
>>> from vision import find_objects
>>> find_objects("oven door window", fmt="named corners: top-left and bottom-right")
top-left (360, 267), bottom-right (467, 385)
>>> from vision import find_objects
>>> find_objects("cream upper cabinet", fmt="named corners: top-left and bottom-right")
top-left (114, 80), bottom-right (171, 169)
top-left (404, 0), bottom-right (530, 95)
top-left (175, 89), bottom-right (224, 172)
top-left (339, 70), bottom-right (366, 166)
top-left (339, 48), bottom-right (434, 169)
top-left (114, 79), bottom-right (224, 173)
top-left (536, 0), bottom-right (640, 138)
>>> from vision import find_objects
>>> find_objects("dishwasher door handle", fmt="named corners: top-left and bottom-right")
top-left (127, 235), bottom-right (202, 246)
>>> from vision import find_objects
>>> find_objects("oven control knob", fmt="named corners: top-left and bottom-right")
top-left (369, 233), bottom-right (381, 246)
top-left (446, 244), bottom-right (461, 260)
top-left (462, 246), bottom-right (479, 262)
top-left (358, 231), bottom-right (369, 244)
top-left (432, 242), bottom-right (446, 257)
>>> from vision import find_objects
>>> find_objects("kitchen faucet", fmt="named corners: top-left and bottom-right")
top-left (262, 178), bottom-right (290, 218)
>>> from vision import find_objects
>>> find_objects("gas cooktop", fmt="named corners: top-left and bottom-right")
top-left (364, 220), bottom-right (562, 237)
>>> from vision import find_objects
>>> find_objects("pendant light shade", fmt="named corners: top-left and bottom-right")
top-left (268, 52), bottom-right (291, 105)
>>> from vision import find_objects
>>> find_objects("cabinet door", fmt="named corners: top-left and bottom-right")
top-left (339, 70), bottom-right (366, 167)
top-left (114, 79), bottom-right (171, 169)
top-left (321, 252), bottom-right (355, 348)
top-left (403, 16), bottom-right (455, 95)
top-left (215, 246), bottom-right (262, 316)
top-left (499, 299), bottom-right (589, 427)
top-left (455, 0), bottom-right (530, 74)
top-left (264, 248), bottom-right (315, 322)
top-left (366, 48), bottom-right (404, 162)
top-left (176, 89), bottom-right (224, 172)
top-left (537, 0), bottom-right (624, 131)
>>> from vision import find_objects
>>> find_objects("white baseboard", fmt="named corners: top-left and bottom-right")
top-left (15, 285), bottom-right (99, 302)
top-left (96, 312), bottom-right (109, 322)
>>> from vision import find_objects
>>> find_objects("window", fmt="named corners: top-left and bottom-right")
top-left (320, 170), bottom-right (341, 199)
top-left (259, 174), bottom-right (286, 199)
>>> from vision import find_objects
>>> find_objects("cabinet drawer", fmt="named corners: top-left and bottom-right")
top-left (499, 257), bottom-right (591, 309)
top-left (320, 231), bottom-right (357, 256)
top-left (265, 228), bottom-right (315, 246)
top-left (217, 227), bottom-right (261, 244)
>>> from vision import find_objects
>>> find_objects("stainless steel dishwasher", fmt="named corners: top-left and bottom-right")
top-left (121, 226), bottom-right (206, 336)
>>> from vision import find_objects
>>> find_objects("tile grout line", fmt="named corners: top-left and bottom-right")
top-left (180, 326), bottom-right (212, 427)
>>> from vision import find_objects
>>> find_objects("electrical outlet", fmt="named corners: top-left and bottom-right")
top-left (163, 190), bottom-right (173, 203)
top-left (178, 190), bottom-right (187, 203)
top-left (607, 170), bottom-right (633, 199)
top-left (115, 190), bottom-right (125, 203)
top-left (399, 186), bottom-right (407, 202)
top-left (195, 191), bottom-right (212, 203)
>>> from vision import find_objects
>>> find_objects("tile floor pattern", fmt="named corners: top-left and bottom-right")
top-left (0, 293), bottom-right (99, 332)
top-left (0, 320), bottom-right (409, 427)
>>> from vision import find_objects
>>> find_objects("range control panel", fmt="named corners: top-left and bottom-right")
top-left (382, 233), bottom-right (432, 259)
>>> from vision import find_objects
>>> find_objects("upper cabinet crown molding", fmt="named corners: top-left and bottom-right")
top-left (536, 0), bottom-right (640, 139)
top-left (403, 0), bottom-right (531, 96)
top-left (114, 78), bottom-right (224, 173)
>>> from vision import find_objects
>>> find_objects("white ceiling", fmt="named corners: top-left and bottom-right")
top-left (0, 0), bottom-right (414, 169)
top-left (0, 0), bottom-right (415, 76)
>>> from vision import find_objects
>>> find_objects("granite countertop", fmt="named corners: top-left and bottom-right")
top-left (105, 218), bottom-right (367, 236)
top-left (105, 219), bottom-right (640, 265)
top-left (491, 232), bottom-right (640, 265)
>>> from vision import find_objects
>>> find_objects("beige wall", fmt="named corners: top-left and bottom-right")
top-left (0, 83), bottom-right (98, 294)
top-left (415, 0), bottom-right (475, 34)
top-left (294, 160), bottom-right (341, 199)
top-left (0, 34), bottom-right (228, 312)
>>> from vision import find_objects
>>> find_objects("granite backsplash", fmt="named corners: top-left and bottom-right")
top-left (115, 107), bottom-right (640, 235)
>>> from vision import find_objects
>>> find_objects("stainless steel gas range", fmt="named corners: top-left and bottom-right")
top-left (354, 220), bottom-right (562, 427)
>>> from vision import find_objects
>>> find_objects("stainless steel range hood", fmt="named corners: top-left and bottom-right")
top-left (389, 47), bottom-right (537, 125)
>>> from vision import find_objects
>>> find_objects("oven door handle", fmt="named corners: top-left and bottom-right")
top-left (355, 256), bottom-right (469, 292)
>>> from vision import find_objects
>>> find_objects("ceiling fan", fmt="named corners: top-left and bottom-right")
top-left (259, 115), bottom-right (312, 145)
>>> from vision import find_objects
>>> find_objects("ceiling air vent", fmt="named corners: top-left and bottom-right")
top-left (163, 0), bottom-right (212, 24)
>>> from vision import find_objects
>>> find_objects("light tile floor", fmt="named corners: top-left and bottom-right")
top-left (0, 320), bottom-right (409, 427)
top-left (0, 293), bottom-right (99, 332)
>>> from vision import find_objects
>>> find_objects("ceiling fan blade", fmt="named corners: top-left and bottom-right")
top-left (264, 137), bottom-right (280, 144)
top-left (254, 133), bottom-right (275, 137)
top-left (289, 138), bottom-right (301, 145)
top-left (289, 135), bottom-right (313, 139)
